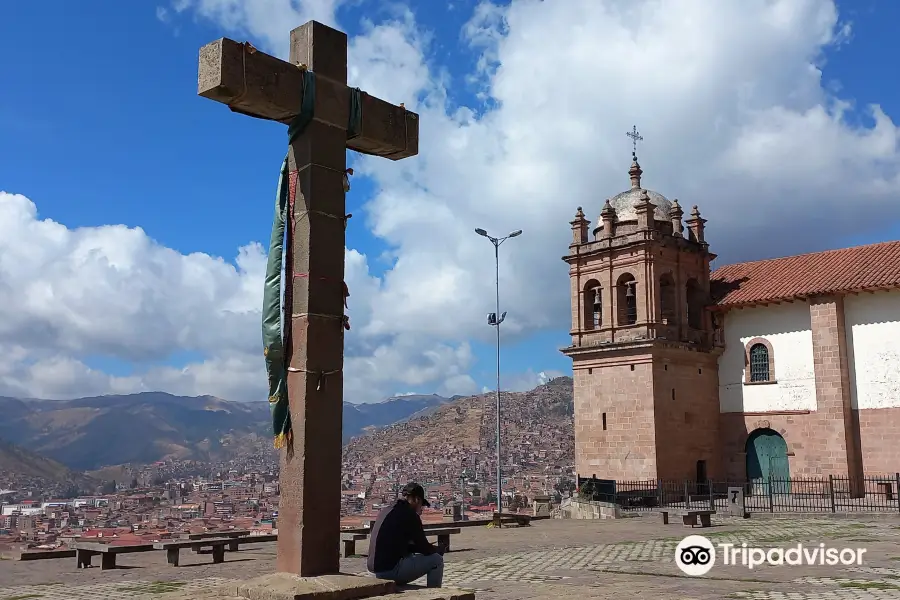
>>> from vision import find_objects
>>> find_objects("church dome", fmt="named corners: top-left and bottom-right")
top-left (604, 187), bottom-right (672, 223)
top-left (596, 155), bottom-right (672, 226)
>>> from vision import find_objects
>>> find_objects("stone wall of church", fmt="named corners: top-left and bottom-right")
top-left (717, 303), bottom-right (817, 413)
top-left (845, 289), bottom-right (900, 474)
top-left (845, 289), bottom-right (900, 409)
top-left (572, 355), bottom-right (658, 481)
top-left (718, 291), bottom-right (900, 479)
top-left (651, 352), bottom-right (722, 481)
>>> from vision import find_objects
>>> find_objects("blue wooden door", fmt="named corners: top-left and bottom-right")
top-left (746, 429), bottom-right (790, 494)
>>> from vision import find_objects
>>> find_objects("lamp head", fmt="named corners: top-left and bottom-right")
top-left (509, 230), bottom-right (523, 238)
top-left (475, 228), bottom-right (488, 237)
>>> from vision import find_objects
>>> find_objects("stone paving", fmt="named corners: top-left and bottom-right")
top-left (2, 514), bottom-right (900, 599)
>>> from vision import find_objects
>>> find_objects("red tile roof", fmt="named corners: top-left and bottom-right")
top-left (711, 240), bottom-right (900, 309)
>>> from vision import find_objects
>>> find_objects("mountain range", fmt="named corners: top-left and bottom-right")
top-left (0, 437), bottom-right (96, 491)
top-left (0, 391), bottom-right (456, 471)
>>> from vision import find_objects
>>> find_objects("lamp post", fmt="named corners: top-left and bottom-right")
top-left (459, 458), bottom-right (467, 521)
top-left (474, 227), bottom-right (522, 517)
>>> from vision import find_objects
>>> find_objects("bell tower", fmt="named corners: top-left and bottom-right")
top-left (562, 131), bottom-right (723, 482)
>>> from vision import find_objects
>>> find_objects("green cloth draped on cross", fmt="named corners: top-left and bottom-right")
top-left (262, 69), bottom-right (363, 449)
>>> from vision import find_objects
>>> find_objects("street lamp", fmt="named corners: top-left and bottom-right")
top-left (474, 227), bottom-right (522, 517)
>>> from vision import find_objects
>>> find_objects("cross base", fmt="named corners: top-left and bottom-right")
top-left (181, 573), bottom-right (477, 600)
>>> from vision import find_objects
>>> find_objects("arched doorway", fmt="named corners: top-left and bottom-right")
top-left (745, 428), bottom-right (790, 496)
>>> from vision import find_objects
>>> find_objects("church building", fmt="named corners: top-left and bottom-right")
top-left (562, 148), bottom-right (900, 484)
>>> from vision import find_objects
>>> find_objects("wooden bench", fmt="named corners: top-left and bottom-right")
top-left (491, 512), bottom-right (532, 527)
top-left (340, 527), bottom-right (461, 558)
top-left (72, 541), bottom-right (156, 570)
top-left (660, 509), bottom-right (715, 527)
top-left (154, 534), bottom-right (277, 567)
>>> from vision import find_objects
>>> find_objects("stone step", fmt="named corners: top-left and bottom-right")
top-left (182, 588), bottom-right (475, 600)
top-left (181, 574), bottom-right (476, 600)
top-left (371, 589), bottom-right (475, 600)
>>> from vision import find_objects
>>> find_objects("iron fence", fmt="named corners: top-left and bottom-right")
top-left (578, 474), bottom-right (900, 513)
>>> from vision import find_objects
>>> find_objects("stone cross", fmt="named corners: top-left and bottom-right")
top-left (197, 21), bottom-right (419, 577)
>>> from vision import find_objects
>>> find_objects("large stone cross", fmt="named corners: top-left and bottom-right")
top-left (198, 21), bottom-right (418, 577)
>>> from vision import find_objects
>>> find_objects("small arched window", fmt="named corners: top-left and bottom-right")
top-left (659, 273), bottom-right (677, 324)
top-left (686, 278), bottom-right (704, 330)
top-left (749, 344), bottom-right (770, 382)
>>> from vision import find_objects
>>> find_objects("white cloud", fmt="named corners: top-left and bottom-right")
top-left (0, 192), bottom-right (475, 403)
top-left (4, 0), bottom-right (900, 404)
top-left (482, 369), bottom-right (568, 394)
top-left (172, 0), bottom-right (346, 55)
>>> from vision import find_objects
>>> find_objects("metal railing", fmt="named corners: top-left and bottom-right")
top-left (579, 474), bottom-right (900, 514)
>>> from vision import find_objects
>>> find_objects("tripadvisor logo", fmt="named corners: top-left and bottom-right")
top-left (675, 535), bottom-right (867, 576)
top-left (676, 535), bottom-right (716, 576)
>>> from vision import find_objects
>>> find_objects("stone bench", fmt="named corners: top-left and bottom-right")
top-left (181, 529), bottom-right (252, 552)
top-left (182, 529), bottom-right (250, 540)
top-left (660, 508), bottom-right (715, 527)
top-left (15, 549), bottom-right (76, 561)
top-left (154, 534), bottom-right (277, 567)
top-left (341, 528), bottom-right (461, 558)
top-left (72, 541), bottom-right (156, 570)
top-left (341, 533), bottom-right (369, 558)
top-left (491, 512), bottom-right (532, 527)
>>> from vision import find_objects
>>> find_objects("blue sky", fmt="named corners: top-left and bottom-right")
top-left (1, 0), bottom-right (898, 402)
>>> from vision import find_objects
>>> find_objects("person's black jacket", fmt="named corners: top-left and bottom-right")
top-left (367, 500), bottom-right (437, 572)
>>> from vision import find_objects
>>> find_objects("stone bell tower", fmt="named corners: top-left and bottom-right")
top-left (561, 137), bottom-right (723, 482)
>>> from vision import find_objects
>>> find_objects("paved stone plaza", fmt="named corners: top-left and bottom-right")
top-left (2, 514), bottom-right (900, 599)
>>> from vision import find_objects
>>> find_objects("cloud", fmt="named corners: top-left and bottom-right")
top-left (4, 0), bottom-right (900, 405)
top-left (0, 192), bottom-right (476, 403)
top-left (171, 0), bottom-right (346, 55)
top-left (483, 369), bottom-right (568, 394)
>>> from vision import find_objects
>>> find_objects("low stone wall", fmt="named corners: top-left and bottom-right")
top-left (555, 498), bottom-right (621, 519)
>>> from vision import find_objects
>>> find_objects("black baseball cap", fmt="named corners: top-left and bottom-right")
top-left (401, 482), bottom-right (430, 507)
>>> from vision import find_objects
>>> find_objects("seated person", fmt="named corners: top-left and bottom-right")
top-left (367, 482), bottom-right (445, 588)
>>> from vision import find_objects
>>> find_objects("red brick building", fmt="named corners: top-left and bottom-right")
top-left (562, 155), bottom-right (900, 483)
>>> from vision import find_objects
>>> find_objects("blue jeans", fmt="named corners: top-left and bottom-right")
top-left (374, 552), bottom-right (444, 588)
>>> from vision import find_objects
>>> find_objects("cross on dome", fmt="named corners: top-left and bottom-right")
top-left (626, 125), bottom-right (643, 161)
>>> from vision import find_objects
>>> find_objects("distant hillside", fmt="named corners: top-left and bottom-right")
top-left (343, 394), bottom-right (452, 442)
top-left (342, 377), bottom-right (575, 478)
top-left (0, 393), bottom-right (271, 471)
top-left (0, 391), bottom-right (455, 470)
top-left (0, 438), bottom-right (96, 490)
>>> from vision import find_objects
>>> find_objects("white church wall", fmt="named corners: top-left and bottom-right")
top-left (845, 289), bottom-right (900, 409)
top-left (718, 303), bottom-right (817, 413)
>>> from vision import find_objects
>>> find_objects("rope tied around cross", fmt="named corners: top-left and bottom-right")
top-left (261, 66), bottom-right (363, 450)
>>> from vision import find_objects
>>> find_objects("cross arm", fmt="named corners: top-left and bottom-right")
top-left (198, 38), bottom-right (418, 160)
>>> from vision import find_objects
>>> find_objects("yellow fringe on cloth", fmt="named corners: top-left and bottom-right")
top-left (274, 431), bottom-right (292, 449)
